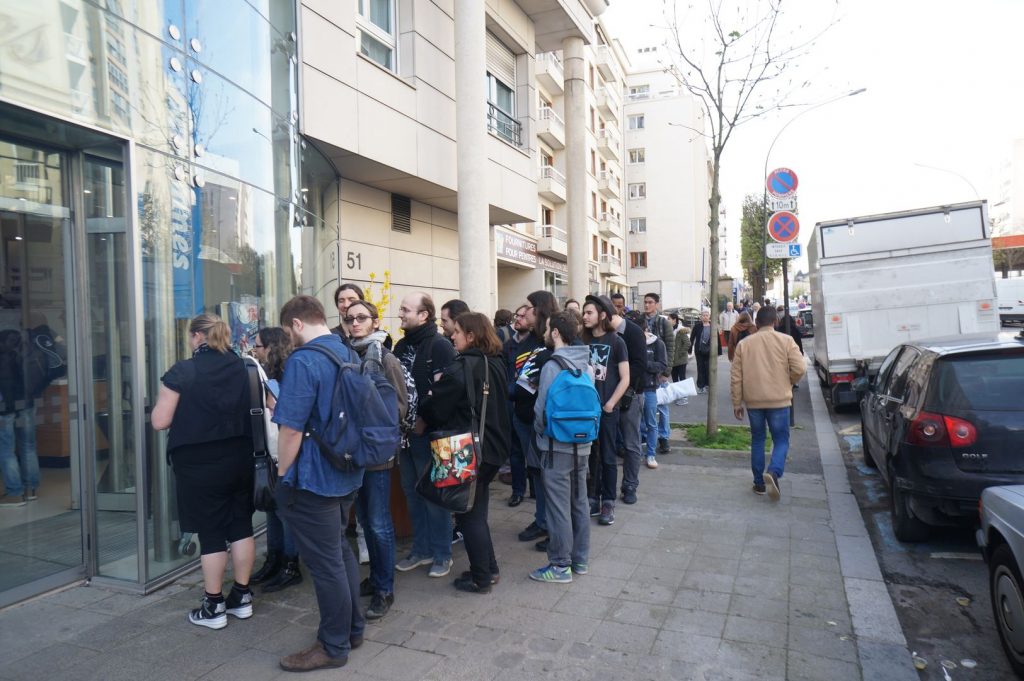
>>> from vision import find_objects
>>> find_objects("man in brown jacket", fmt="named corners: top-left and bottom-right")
top-left (730, 306), bottom-right (806, 500)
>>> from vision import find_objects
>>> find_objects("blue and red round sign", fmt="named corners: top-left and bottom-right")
top-left (767, 211), bottom-right (800, 243)
top-left (766, 167), bottom-right (799, 198)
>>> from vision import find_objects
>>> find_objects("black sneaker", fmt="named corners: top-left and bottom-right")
top-left (764, 472), bottom-right (781, 501)
top-left (752, 483), bottom-right (767, 496)
top-left (535, 537), bottom-right (549, 552)
top-left (459, 570), bottom-right (500, 585)
top-left (657, 438), bottom-right (670, 454)
top-left (365, 592), bottom-right (393, 620)
top-left (452, 529), bottom-right (464, 545)
top-left (621, 489), bottom-right (637, 505)
top-left (598, 502), bottom-right (615, 526)
top-left (589, 499), bottom-right (600, 517)
top-left (453, 575), bottom-right (492, 594)
top-left (518, 522), bottom-right (547, 542)
top-left (225, 588), bottom-right (253, 619)
top-left (189, 595), bottom-right (227, 630)
top-left (359, 577), bottom-right (375, 597)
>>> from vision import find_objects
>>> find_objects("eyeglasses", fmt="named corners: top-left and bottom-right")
top-left (344, 314), bottom-right (374, 324)
top-left (514, 313), bottom-right (527, 320)
top-left (252, 343), bottom-right (265, 349)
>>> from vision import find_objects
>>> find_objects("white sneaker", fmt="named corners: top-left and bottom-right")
top-left (646, 456), bottom-right (659, 469)
top-left (674, 399), bottom-right (688, 406)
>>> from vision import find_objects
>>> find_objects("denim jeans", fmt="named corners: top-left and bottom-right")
top-left (642, 390), bottom-right (659, 458)
top-left (355, 468), bottom-right (395, 595)
top-left (507, 404), bottom-right (527, 496)
top-left (0, 407), bottom-right (39, 497)
top-left (265, 508), bottom-right (297, 556)
top-left (619, 397), bottom-right (644, 494)
top-left (514, 414), bottom-right (546, 529)
top-left (399, 434), bottom-right (452, 562)
top-left (657, 401), bottom-right (670, 440)
top-left (748, 407), bottom-right (790, 486)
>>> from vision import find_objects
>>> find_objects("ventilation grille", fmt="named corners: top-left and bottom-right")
top-left (391, 194), bottom-right (411, 233)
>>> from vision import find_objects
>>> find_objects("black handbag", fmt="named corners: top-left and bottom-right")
top-left (246, 359), bottom-right (278, 512)
top-left (416, 356), bottom-right (489, 514)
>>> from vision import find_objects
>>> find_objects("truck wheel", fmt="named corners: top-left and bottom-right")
top-left (991, 543), bottom-right (1024, 678)
top-left (860, 415), bottom-right (878, 468)
top-left (888, 462), bottom-right (929, 542)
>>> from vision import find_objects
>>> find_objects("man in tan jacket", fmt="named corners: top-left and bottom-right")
top-left (730, 306), bottom-right (806, 500)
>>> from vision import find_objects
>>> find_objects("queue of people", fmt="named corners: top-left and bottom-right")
top-left (148, 285), bottom-right (805, 673)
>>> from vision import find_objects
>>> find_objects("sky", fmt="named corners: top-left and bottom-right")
top-left (603, 0), bottom-right (1024, 277)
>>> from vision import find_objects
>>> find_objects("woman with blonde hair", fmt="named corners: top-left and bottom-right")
top-left (152, 313), bottom-right (256, 630)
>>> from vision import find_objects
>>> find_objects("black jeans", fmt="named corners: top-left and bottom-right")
top-left (587, 409), bottom-right (620, 504)
top-left (671, 364), bottom-right (687, 382)
top-left (457, 462), bottom-right (499, 586)
top-left (696, 352), bottom-right (711, 390)
top-left (278, 485), bottom-right (364, 659)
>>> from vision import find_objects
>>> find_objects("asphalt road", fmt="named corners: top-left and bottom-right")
top-left (809, 333), bottom-right (1019, 681)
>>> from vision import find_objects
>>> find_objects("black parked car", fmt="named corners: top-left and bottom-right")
top-left (855, 333), bottom-right (1024, 542)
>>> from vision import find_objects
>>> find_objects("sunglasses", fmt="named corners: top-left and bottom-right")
top-left (344, 314), bottom-right (375, 324)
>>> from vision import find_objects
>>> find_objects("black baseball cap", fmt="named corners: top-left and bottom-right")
top-left (584, 294), bottom-right (616, 319)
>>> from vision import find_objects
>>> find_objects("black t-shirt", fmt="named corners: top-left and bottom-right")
top-left (161, 349), bottom-right (251, 453)
top-left (586, 332), bottom-right (628, 404)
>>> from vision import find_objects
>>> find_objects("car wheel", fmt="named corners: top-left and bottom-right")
top-left (888, 461), bottom-right (929, 542)
top-left (991, 543), bottom-right (1024, 678)
top-left (860, 414), bottom-right (878, 468)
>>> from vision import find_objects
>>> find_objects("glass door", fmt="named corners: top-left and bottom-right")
top-left (0, 138), bottom-right (85, 602)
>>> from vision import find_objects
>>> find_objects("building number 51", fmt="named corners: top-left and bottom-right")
top-left (346, 252), bottom-right (362, 270)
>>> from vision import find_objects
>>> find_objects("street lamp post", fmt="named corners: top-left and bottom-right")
top-left (761, 88), bottom-right (868, 316)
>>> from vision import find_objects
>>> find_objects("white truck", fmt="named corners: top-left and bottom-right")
top-left (996, 276), bottom-right (1024, 324)
top-left (808, 200), bottom-right (999, 407)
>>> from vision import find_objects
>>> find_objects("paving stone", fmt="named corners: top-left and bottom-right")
top-left (788, 623), bottom-right (859, 663)
top-left (618, 580), bottom-right (677, 606)
top-left (662, 607), bottom-right (727, 637)
top-left (606, 598), bottom-right (670, 628)
top-left (587, 556), bottom-right (637, 580)
top-left (787, 650), bottom-right (862, 681)
top-left (680, 570), bottom-right (735, 594)
top-left (552, 592), bottom-right (616, 619)
top-left (650, 630), bottom-right (721, 662)
top-left (588, 620), bottom-right (658, 653)
top-left (688, 554), bottom-right (741, 575)
top-left (711, 640), bottom-right (787, 678)
top-left (722, 615), bottom-right (788, 647)
top-left (733, 576), bottom-right (787, 600)
top-left (359, 645), bottom-right (442, 680)
top-left (728, 594), bottom-right (789, 623)
top-left (671, 588), bottom-right (731, 614)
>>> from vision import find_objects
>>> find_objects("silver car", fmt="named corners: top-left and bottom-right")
top-left (978, 485), bottom-right (1024, 678)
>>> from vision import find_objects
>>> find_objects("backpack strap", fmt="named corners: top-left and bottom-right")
top-left (245, 358), bottom-right (268, 457)
top-left (549, 353), bottom-right (581, 377)
top-left (466, 355), bottom-right (489, 459)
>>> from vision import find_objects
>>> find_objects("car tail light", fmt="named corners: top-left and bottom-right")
top-left (906, 411), bottom-right (948, 446)
top-left (943, 415), bottom-right (977, 448)
top-left (830, 373), bottom-right (855, 385)
top-left (795, 318), bottom-right (804, 326)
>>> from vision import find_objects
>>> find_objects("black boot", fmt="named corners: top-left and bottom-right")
top-left (262, 556), bottom-right (303, 593)
top-left (250, 551), bottom-right (282, 585)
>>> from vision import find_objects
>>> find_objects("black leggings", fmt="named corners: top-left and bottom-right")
top-left (671, 364), bottom-right (687, 382)
top-left (457, 462), bottom-right (499, 586)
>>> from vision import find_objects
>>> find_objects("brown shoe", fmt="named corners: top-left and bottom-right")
top-left (280, 642), bottom-right (347, 672)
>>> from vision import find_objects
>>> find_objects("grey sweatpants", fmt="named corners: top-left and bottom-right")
top-left (619, 396), bottom-right (644, 494)
top-left (540, 448), bottom-right (590, 568)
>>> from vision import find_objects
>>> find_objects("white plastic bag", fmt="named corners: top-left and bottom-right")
top-left (656, 378), bottom-right (698, 405)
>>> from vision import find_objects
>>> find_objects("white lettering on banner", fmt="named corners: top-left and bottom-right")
top-left (537, 255), bottom-right (568, 273)
top-left (495, 228), bottom-right (538, 267)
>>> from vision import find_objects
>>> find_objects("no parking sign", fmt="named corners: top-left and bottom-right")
top-left (766, 167), bottom-right (799, 198)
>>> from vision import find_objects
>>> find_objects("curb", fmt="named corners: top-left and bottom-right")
top-left (806, 361), bottom-right (918, 681)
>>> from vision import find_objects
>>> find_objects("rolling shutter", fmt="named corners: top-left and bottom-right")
top-left (486, 32), bottom-right (516, 88)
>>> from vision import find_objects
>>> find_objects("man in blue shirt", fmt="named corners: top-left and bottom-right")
top-left (273, 295), bottom-right (365, 673)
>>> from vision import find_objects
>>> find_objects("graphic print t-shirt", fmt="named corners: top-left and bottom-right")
top-left (586, 332), bottom-right (628, 404)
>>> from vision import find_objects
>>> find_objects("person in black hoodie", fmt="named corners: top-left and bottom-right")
top-left (418, 313), bottom-right (510, 593)
top-left (612, 303), bottom-right (648, 505)
top-left (502, 304), bottom-right (532, 505)
top-left (689, 309), bottom-right (721, 393)
top-left (393, 293), bottom-right (457, 577)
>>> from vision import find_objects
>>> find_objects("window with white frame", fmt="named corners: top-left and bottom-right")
top-left (486, 32), bottom-right (521, 146)
top-left (629, 217), bottom-right (647, 233)
top-left (628, 85), bottom-right (650, 100)
top-left (357, 0), bottom-right (397, 72)
top-left (628, 148), bottom-right (645, 164)
top-left (628, 183), bottom-right (646, 200)
top-left (627, 113), bottom-right (645, 130)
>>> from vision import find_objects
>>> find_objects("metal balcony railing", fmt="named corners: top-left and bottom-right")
top-left (488, 103), bottom-right (522, 147)
top-left (542, 225), bottom-right (567, 240)
top-left (539, 106), bottom-right (564, 127)
top-left (541, 165), bottom-right (566, 187)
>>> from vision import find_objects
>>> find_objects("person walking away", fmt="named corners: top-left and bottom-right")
top-left (392, 292), bottom-right (456, 577)
top-left (529, 312), bottom-right (596, 583)
top-left (719, 302), bottom-right (739, 345)
top-left (613, 305), bottom-right (647, 506)
top-left (730, 306), bottom-right (806, 501)
top-left (511, 291), bottom-right (560, 547)
top-left (151, 314), bottom-right (256, 630)
top-left (642, 293), bottom-right (674, 455)
top-left (249, 327), bottom-right (304, 593)
top-left (581, 296), bottom-right (629, 526)
top-left (727, 312), bottom-right (754, 362)
top-left (345, 301), bottom-right (408, 620)
top-left (502, 304), bottom-right (532, 503)
top-left (689, 310), bottom-right (720, 393)
top-left (418, 312), bottom-right (510, 593)
top-left (640, 330), bottom-right (668, 469)
top-left (668, 314), bottom-right (690, 405)
top-left (271, 296), bottom-right (367, 671)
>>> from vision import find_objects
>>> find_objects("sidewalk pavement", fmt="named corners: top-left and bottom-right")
top-left (0, 356), bottom-right (917, 681)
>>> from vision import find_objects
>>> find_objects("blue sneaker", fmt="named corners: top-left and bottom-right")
top-left (529, 564), bottom-right (572, 584)
top-left (571, 562), bottom-right (589, 575)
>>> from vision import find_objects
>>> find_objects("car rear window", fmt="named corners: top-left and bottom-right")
top-left (927, 350), bottom-right (1024, 412)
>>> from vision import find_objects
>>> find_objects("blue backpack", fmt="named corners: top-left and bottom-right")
top-left (296, 343), bottom-right (400, 471)
top-left (543, 355), bottom-right (601, 447)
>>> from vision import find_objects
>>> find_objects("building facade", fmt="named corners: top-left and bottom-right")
top-left (621, 47), bottom-right (710, 310)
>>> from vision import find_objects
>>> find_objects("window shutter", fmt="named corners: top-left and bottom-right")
top-left (486, 32), bottom-right (516, 88)
top-left (391, 194), bottom-right (411, 233)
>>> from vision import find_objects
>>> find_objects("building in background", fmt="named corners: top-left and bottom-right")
top-left (620, 46), bottom-right (710, 310)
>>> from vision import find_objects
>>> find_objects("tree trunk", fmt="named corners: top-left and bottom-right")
top-left (706, 153), bottom-right (722, 437)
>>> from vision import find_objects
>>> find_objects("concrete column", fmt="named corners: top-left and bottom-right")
top-left (562, 36), bottom-right (588, 300)
top-left (454, 0), bottom-right (491, 313)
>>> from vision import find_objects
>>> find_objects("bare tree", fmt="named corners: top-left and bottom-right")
top-left (658, 0), bottom-right (835, 435)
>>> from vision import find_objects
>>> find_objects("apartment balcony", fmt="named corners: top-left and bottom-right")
top-left (597, 212), bottom-right (619, 238)
top-left (488, 103), bottom-right (522, 147)
top-left (599, 253), bottom-right (622, 276)
top-left (594, 44), bottom-right (617, 82)
top-left (596, 86), bottom-right (620, 121)
top-left (538, 165), bottom-right (567, 204)
top-left (537, 107), bottom-right (565, 150)
top-left (536, 52), bottom-right (564, 95)
top-left (598, 170), bottom-right (620, 200)
top-left (538, 224), bottom-right (568, 258)
top-left (596, 129), bottom-right (620, 161)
